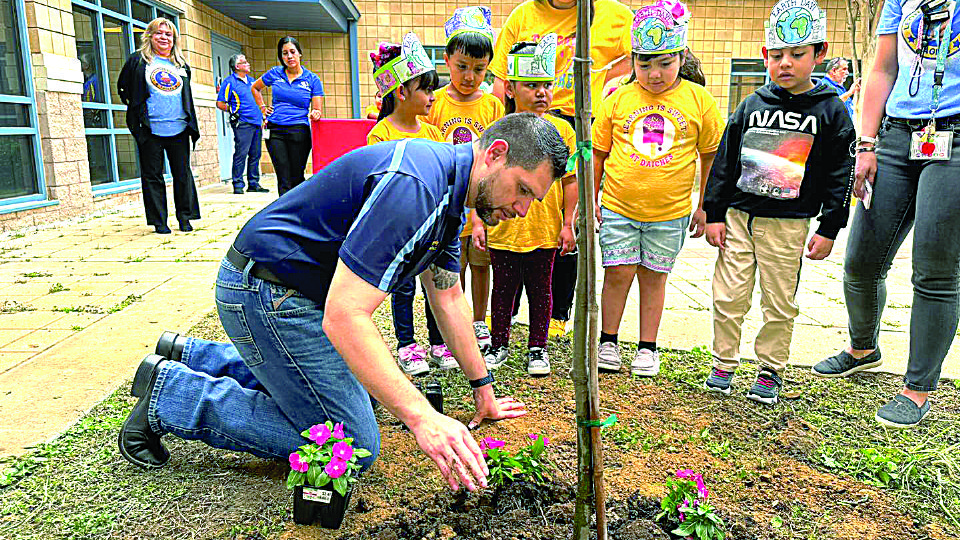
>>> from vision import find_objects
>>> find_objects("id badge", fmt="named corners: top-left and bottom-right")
top-left (263, 128), bottom-right (270, 139)
top-left (909, 130), bottom-right (953, 160)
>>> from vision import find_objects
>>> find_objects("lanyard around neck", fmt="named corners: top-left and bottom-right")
top-left (929, 4), bottom-right (954, 118)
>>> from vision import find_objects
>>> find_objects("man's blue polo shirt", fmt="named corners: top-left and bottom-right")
top-left (820, 76), bottom-right (855, 120)
top-left (232, 139), bottom-right (472, 305)
top-left (217, 73), bottom-right (263, 125)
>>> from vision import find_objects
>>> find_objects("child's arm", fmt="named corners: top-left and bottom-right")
top-left (559, 175), bottom-right (578, 255)
top-left (689, 151), bottom-right (716, 238)
top-left (471, 212), bottom-right (486, 252)
top-left (592, 149), bottom-right (609, 225)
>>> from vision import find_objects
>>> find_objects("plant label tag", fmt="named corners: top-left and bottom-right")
top-left (303, 487), bottom-right (332, 503)
top-left (910, 130), bottom-right (953, 160)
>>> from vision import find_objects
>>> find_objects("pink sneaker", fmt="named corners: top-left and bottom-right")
top-left (397, 343), bottom-right (430, 376)
top-left (430, 344), bottom-right (458, 370)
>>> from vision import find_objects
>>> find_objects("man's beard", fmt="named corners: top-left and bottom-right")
top-left (473, 174), bottom-right (500, 226)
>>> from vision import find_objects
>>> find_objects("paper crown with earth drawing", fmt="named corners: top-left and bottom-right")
top-left (506, 33), bottom-right (558, 81)
top-left (764, 0), bottom-right (827, 50)
top-left (632, 0), bottom-right (691, 55)
top-left (370, 32), bottom-right (435, 95)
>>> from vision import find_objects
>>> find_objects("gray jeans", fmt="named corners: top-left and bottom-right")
top-left (843, 118), bottom-right (960, 392)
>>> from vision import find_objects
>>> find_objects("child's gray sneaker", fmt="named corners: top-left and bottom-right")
top-left (526, 347), bottom-right (551, 376)
top-left (704, 367), bottom-right (734, 395)
top-left (875, 395), bottom-right (931, 429)
top-left (630, 348), bottom-right (660, 377)
top-left (473, 321), bottom-right (492, 353)
top-left (485, 345), bottom-right (509, 370)
top-left (812, 349), bottom-right (881, 378)
top-left (597, 342), bottom-right (622, 372)
top-left (745, 369), bottom-right (782, 405)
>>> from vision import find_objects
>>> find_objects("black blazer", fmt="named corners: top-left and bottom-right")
top-left (117, 52), bottom-right (200, 146)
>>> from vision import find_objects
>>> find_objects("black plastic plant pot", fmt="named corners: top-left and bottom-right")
top-left (293, 485), bottom-right (352, 528)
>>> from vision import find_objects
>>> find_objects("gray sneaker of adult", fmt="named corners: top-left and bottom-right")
top-left (527, 347), bottom-right (551, 376)
top-left (875, 395), bottom-right (931, 429)
top-left (812, 349), bottom-right (882, 378)
top-left (631, 348), bottom-right (660, 377)
top-left (597, 342), bottom-right (622, 372)
top-left (704, 367), bottom-right (735, 396)
top-left (485, 346), bottom-right (510, 370)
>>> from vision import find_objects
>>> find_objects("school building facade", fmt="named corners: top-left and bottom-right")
top-left (0, 0), bottom-right (865, 231)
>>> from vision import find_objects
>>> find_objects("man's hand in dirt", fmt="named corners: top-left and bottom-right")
top-left (411, 413), bottom-right (489, 492)
top-left (467, 385), bottom-right (527, 430)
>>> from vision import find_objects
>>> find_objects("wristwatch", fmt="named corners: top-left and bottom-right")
top-left (469, 373), bottom-right (495, 388)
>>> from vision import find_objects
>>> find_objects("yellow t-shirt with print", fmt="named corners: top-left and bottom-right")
top-left (424, 86), bottom-right (505, 238)
top-left (594, 79), bottom-right (724, 223)
top-left (425, 86), bottom-right (504, 144)
top-left (364, 103), bottom-right (380, 119)
top-left (486, 114), bottom-right (577, 252)
top-left (490, 0), bottom-right (633, 117)
top-left (366, 118), bottom-right (444, 145)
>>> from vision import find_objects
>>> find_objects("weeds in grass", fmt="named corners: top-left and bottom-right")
top-left (1, 301), bottom-right (36, 314)
top-left (48, 283), bottom-right (69, 294)
top-left (21, 271), bottom-right (52, 278)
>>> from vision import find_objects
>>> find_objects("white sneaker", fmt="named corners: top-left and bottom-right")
top-left (430, 344), bottom-right (458, 370)
top-left (631, 348), bottom-right (660, 377)
top-left (485, 346), bottom-right (510, 370)
top-left (597, 342), bottom-right (622, 372)
top-left (473, 321), bottom-right (492, 352)
top-left (527, 347), bottom-right (551, 376)
top-left (397, 343), bottom-right (430, 376)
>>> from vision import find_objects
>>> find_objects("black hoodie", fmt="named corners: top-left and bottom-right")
top-left (703, 81), bottom-right (855, 239)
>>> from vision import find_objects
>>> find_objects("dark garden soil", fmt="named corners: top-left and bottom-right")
top-left (2, 306), bottom-right (958, 540)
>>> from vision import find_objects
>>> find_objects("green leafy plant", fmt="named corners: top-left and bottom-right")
top-left (481, 434), bottom-right (551, 487)
top-left (658, 469), bottom-right (725, 540)
top-left (285, 421), bottom-right (372, 496)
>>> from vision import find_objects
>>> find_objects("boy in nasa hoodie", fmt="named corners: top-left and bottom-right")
top-left (701, 0), bottom-right (855, 405)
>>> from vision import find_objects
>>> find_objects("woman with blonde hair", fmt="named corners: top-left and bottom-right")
top-left (118, 17), bottom-right (201, 234)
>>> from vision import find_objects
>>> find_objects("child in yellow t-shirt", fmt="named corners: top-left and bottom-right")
top-left (425, 7), bottom-right (504, 354)
top-left (483, 35), bottom-right (577, 377)
top-left (366, 33), bottom-right (448, 376)
top-left (364, 91), bottom-right (382, 120)
top-left (593, 2), bottom-right (723, 377)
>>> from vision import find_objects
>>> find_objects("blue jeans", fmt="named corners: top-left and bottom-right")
top-left (147, 256), bottom-right (380, 468)
top-left (232, 122), bottom-right (262, 190)
top-left (391, 278), bottom-right (442, 348)
top-left (843, 119), bottom-right (960, 392)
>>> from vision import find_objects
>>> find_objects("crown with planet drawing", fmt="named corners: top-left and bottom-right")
top-left (370, 32), bottom-right (435, 95)
top-left (444, 6), bottom-right (494, 44)
top-left (506, 33), bottom-right (558, 81)
top-left (632, 0), bottom-right (691, 55)
top-left (764, 0), bottom-right (827, 50)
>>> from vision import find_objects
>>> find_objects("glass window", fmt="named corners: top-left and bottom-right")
top-left (0, 103), bottom-right (30, 127)
top-left (0, 0), bottom-right (28, 96)
top-left (86, 135), bottom-right (113, 185)
top-left (101, 0), bottom-right (127, 16)
top-left (131, 0), bottom-right (151, 23)
top-left (0, 136), bottom-right (39, 199)
top-left (73, 6), bottom-right (106, 104)
top-left (728, 59), bottom-right (767, 114)
top-left (115, 134), bottom-right (140, 181)
top-left (103, 16), bottom-right (131, 106)
top-left (84, 107), bottom-right (108, 128)
top-left (156, 10), bottom-right (174, 22)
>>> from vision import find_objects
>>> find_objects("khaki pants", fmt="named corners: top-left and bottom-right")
top-left (712, 208), bottom-right (810, 374)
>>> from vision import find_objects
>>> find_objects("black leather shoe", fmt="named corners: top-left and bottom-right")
top-left (154, 224), bottom-right (172, 234)
top-left (233, 187), bottom-right (244, 194)
top-left (119, 354), bottom-right (170, 469)
top-left (155, 331), bottom-right (187, 362)
top-left (247, 185), bottom-right (270, 193)
top-left (179, 220), bottom-right (193, 232)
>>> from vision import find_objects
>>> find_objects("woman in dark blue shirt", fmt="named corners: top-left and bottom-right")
top-left (251, 36), bottom-right (324, 196)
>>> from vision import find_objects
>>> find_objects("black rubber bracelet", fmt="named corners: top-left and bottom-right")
top-left (469, 373), bottom-right (495, 388)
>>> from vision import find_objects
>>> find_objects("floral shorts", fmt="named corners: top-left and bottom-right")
top-left (598, 207), bottom-right (690, 273)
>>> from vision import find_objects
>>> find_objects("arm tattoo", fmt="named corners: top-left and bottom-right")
top-left (430, 264), bottom-right (459, 290)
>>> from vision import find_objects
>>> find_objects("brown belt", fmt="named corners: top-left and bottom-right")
top-left (226, 245), bottom-right (288, 287)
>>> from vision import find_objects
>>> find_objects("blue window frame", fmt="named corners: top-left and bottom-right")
top-left (72, 0), bottom-right (178, 194)
top-left (0, 0), bottom-right (45, 208)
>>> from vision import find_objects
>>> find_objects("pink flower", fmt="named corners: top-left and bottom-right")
top-left (309, 424), bottom-right (332, 445)
top-left (676, 468), bottom-right (695, 479)
top-left (696, 476), bottom-right (708, 499)
top-left (288, 452), bottom-right (308, 473)
top-left (332, 441), bottom-right (354, 461)
top-left (482, 437), bottom-right (505, 450)
top-left (543, 437), bottom-right (550, 446)
top-left (332, 422), bottom-right (345, 439)
top-left (325, 458), bottom-right (348, 479)
top-left (528, 433), bottom-right (538, 440)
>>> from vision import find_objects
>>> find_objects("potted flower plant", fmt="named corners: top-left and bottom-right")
top-left (286, 421), bottom-right (372, 528)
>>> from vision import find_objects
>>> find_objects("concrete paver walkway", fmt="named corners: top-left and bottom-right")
top-left (2, 180), bottom-right (956, 458)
